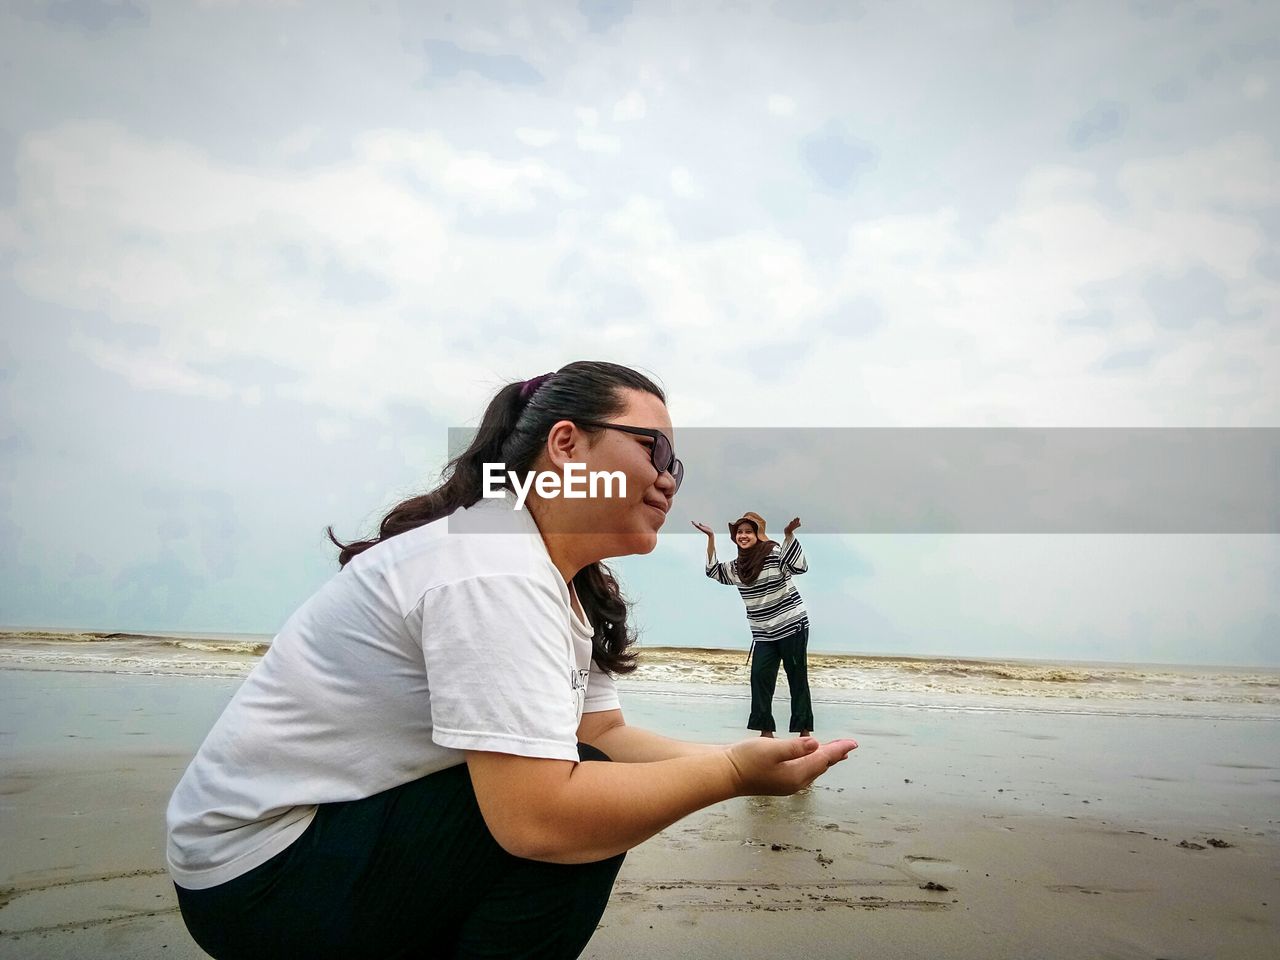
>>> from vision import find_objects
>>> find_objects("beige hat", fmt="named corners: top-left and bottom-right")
top-left (728, 511), bottom-right (773, 543)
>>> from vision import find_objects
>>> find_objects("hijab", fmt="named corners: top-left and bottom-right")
top-left (730, 515), bottom-right (776, 586)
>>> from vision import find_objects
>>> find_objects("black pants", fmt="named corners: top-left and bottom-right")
top-left (748, 624), bottom-right (814, 733)
top-left (175, 744), bottom-right (624, 960)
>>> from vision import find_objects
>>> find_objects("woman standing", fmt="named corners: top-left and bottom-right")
top-left (692, 513), bottom-right (814, 738)
top-left (167, 361), bottom-right (855, 960)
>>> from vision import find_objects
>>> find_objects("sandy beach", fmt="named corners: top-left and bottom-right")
top-left (2, 658), bottom-right (1278, 959)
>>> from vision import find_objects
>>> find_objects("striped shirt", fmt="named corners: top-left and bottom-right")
top-left (706, 537), bottom-right (809, 642)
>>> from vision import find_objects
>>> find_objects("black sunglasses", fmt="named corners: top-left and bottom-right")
top-left (572, 419), bottom-right (684, 492)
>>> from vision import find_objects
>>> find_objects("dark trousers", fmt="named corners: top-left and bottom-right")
top-left (175, 744), bottom-right (624, 960)
top-left (748, 624), bottom-right (814, 733)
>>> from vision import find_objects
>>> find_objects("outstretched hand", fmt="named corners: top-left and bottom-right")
top-left (725, 736), bottom-right (858, 797)
top-left (691, 521), bottom-right (715, 537)
top-left (784, 517), bottom-right (801, 536)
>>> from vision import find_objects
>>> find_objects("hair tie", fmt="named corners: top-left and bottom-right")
top-left (519, 372), bottom-right (554, 400)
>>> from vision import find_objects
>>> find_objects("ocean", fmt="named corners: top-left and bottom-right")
top-left (2, 628), bottom-right (1277, 723)
top-left (2, 627), bottom-right (1278, 832)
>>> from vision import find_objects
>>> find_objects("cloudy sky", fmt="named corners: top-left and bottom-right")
top-left (1, 0), bottom-right (1277, 665)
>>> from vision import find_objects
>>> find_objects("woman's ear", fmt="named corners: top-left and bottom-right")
top-left (544, 419), bottom-right (582, 471)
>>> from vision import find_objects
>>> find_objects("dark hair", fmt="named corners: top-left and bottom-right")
top-left (327, 360), bottom-right (666, 675)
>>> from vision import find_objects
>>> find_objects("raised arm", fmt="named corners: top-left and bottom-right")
top-left (781, 516), bottom-right (808, 575)
top-left (692, 520), bottom-right (734, 584)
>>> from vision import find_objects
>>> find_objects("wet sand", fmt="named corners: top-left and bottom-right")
top-left (2, 670), bottom-right (1277, 958)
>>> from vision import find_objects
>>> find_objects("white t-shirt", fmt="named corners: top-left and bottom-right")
top-left (166, 491), bottom-right (620, 890)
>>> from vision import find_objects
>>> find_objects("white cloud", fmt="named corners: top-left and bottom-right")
top-left (637, 64), bottom-right (664, 93)
top-left (6, 122), bottom-right (588, 418)
top-left (314, 417), bottom-right (352, 443)
top-left (270, 126), bottom-right (322, 160)
top-left (590, 196), bottom-right (826, 341)
top-left (73, 337), bottom-right (237, 400)
top-left (613, 90), bottom-right (647, 122)
top-left (7, 101), bottom-right (1280, 434)
top-left (6, 124), bottom-right (822, 424)
top-left (515, 126), bottom-right (559, 147)
top-left (0, 209), bottom-right (24, 252)
top-left (1119, 134), bottom-right (1280, 211)
top-left (355, 129), bottom-right (580, 212)
top-left (669, 166), bottom-right (698, 198)
top-left (767, 94), bottom-right (796, 116)
top-left (576, 131), bottom-right (622, 154)
top-left (789, 138), bottom-right (1280, 427)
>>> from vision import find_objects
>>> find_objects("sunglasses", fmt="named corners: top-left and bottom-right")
top-left (572, 419), bottom-right (684, 492)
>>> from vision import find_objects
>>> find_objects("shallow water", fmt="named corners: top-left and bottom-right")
top-left (4, 669), bottom-right (1276, 833)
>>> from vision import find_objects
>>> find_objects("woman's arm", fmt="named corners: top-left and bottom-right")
top-left (691, 520), bottom-right (716, 565)
top-left (692, 521), bottom-right (734, 584)
top-left (781, 516), bottom-right (808, 575)
top-left (466, 735), bottom-right (857, 865)
top-left (578, 709), bottom-right (721, 761)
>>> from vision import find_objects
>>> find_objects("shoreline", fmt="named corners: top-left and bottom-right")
top-left (4, 626), bottom-right (1278, 671)
top-left (4, 630), bottom-right (1278, 717)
